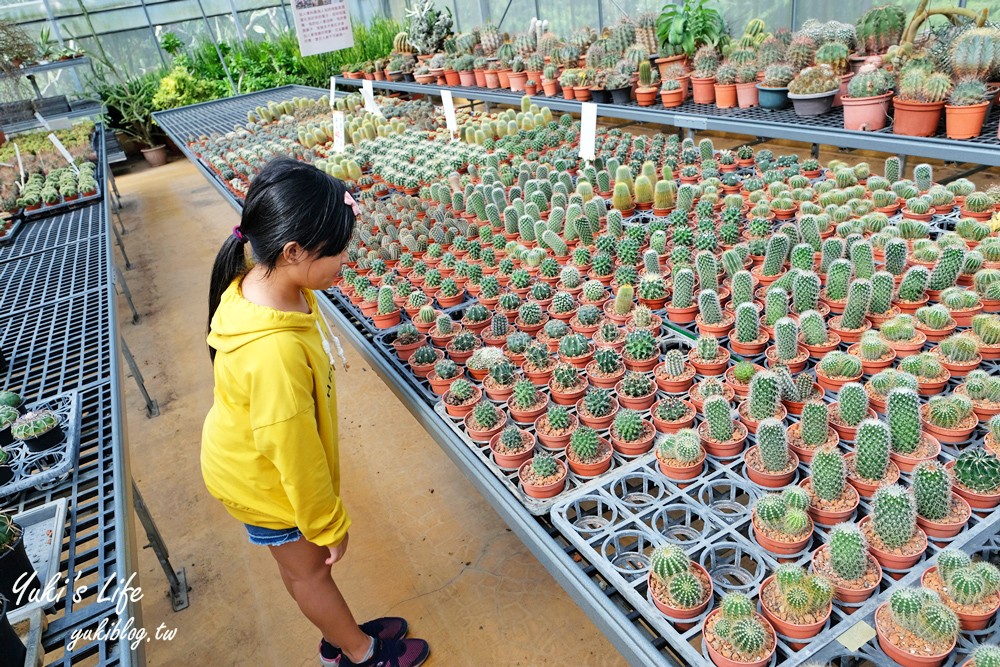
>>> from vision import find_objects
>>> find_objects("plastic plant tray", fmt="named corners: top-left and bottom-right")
top-left (16, 125), bottom-right (105, 223)
top-left (10, 607), bottom-right (45, 667)
top-left (0, 390), bottom-right (81, 497)
top-left (6, 497), bottom-right (69, 625)
top-left (431, 332), bottom-right (695, 515)
top-left (0, 216), bottom-right (25, 244)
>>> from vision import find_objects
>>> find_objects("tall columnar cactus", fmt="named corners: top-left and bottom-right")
top-left (732, 270), bottom-right (755, 307)
top-left (757, 418), bottom-right (789, 472)
top-left (793, 271), bottom-right (821, 314)
top-left (885, 156), bottom-right (900, 183)
top-left (748, 371), bottom-right (780, 421)
top-left (851, 241), bottom-right (875, 280)
top-left (704, 395), bottom-right (735, 442)
top-left (869, 271), bottom-right (896, 315)
top-left (697, 252), bottom-right (720, 293)
top-left (914, 163), bottom-right (933, 192)
top-left (855, 418), bottom-right (891, 482)
top-left (840, 279), bottom-right (872, 330)
top-left (697, 335), bottom-right (719, 361)
top-left (774, 317), bottom-right (800, 361)
top-left (912, 461), bottom-right (952, 522)
top-left (734, 302), bottom-right (761, 344)
top-left (765, 287), bottom-right (789, 326)
top-left (801, 401), bottom-right (829, 447)
top-left (928, 247), bottom-right (965, 291)
top-left (698, 290), bottom-right (724, 325)
top-left (829, 523), bottom-right (868, 581)
top-left (898, 265), bottom-right (930, 303)
top-left (887, 387), bottom-right (922, 455)
top-left (800, 310), bottom-right (830, 346)
top-left (762, 234), bottom-right (790, 278)
top-left (812, 446), bottom-right (846, 501)
top-left (837, 382), bottom-right (869, 428)
top-left (825, 259), bottom-right (853, 301)
top-left (872, 484), bottom-right (917, 549)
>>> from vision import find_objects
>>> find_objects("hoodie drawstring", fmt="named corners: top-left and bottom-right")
top-left (315, 313), bottom-right (349, 371)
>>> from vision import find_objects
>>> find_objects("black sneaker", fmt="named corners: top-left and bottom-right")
top-left (338, 638), bottom-right (429, 667)
top-left (318, 618), bottom-right (410, 665)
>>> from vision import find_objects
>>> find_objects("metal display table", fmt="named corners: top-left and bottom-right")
top-left (0, 125), bottom-right (141, 666)
top-left (337, 77), bottom-right (1000, 167)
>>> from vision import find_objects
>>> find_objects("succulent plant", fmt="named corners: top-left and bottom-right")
top-left (818, 350), bottom-right (862, 380)
top-left (871, 484), bottom-right (917, 549)
top-left (828, 523), bottom-right (868, 581)
top-left (757, 418), bottom-right (790, 472)
top-left (955, 449), bottom-right (1000, 494)
top-left (927, 394), bottom-right (974, 430)
top-left (704, 395), bottom-right (735, 442)
top-left (855, 418), bottom-right (891, 482)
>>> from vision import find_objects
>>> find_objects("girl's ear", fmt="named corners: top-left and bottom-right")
top-left (281, 241), bottom-right (306, 264)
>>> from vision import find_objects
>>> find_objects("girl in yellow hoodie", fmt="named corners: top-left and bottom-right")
top-left (202, 159), bottom-right (429, 667)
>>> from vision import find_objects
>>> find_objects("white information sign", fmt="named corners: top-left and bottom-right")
top-left (440, 89), bottom-right (458, 140)
top-left (578, 102), bottom-right (597, 161)
top-left (291, 0), bottom-right (354, 58)
top-left (332, 111), bottom-right (345, 153)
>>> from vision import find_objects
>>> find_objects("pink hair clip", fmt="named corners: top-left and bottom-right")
top-left (344, 191), bottom-right (361, 217)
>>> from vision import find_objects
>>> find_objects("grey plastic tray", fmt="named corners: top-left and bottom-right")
top-left (7, 497), bottom-right (69, 625)
top-left (0, 391), bottom-right (81, 497)
top-left (10, 607), bottom-right (44, 667)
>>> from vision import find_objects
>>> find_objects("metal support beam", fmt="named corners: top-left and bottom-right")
top-left (111, 217), bottom-right (132, 269)
top-left (139, 0), bottom-right (169, 70)
top-left (114, 265), bottom-right (141, 324)
top-left (941, 163), bottom-right (990, 184)
top-left (120, 337), bottom-right (159, 417)
top-left (811, 143), bottom-right (819, 159)
top-left (496, 0), bottom-right (514, 29)
top-left (197, 0), bottom-right (238, 95)
top-left (132, 480), bottom-right (189, 611)
top-left (228, 0), bottom-right (246, 43)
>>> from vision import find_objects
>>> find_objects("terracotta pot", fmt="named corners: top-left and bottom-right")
top-left (534, 412), bottom-right (579, 449)
top-left (714, 83), bottom-right (737, 108)
top-left (735, 82), bottom-right (759, 108)
top-left (860, 516), bottom-right (926, 572)
top-left (691, 76), bottom-right (716, 105)
top-left (847, 343), bottom-right (896, 374)
top-left (816, 368), bottom-right (864, 393)
top-left (829, 315), bottom-right (871, 343)
top-left (660, 88), bottom-right (684, 108)
top-left (484, 70), bottom-right (500, 88)
top-left (738, 403), bottom-right (787, 434)
top-left (657, 447), bottom-right (706, 481)
top-left (703, 608), bottom-right (776, 667)
top-left (666, 303), bottom-right (699, 323)
top-left (696, 314), bottom-right (735, 337)
top-left (689, 350), bottom-right (730, 376)
top-left (635, 87), bottom-right (658, 106)
top-left (622, 355), bottom-right (659, 373)
top-left (802, 334), bottom-right (842, 360)
top-left (889, 434), bottom-right (942, 473)
top-left (802, 478), bottom-right (860, 525)
top-left (459, 71), bottom-right (476, 86)
top-left (610, 424), bottom-right (655, 456)
top-left (549, 381), bottom-right (588, 407)
top-left (650, 562), bottom-right (713, 621)
top-left (752, 514), bottom-right (811, 556)
top-left (653, 364), bottom-right (695, 394)
top-left (576, 397), bottom-right (619, 431)
top-left (845, 454), bottom-right (899, 498)
top-left (615, 381), bottom-right (657, 411)
top-left (812, 545), bottom-right (881, 604)
top-left (744, 446), bottom-right (798, 488)
top-left (464, 409), bottom-right (507, 443)
top-left (489, 430), bottom-right (536, 470)
top-left (889, 331), bottom-right (928, 357)
top-left (443, 386), bottom-right (483, 418)
top-left (917, 373), bottom-right (951, 397)
top-left (567, 439), bottom-right (613, 476)
top-left (698, 421), bottom-right (749, 459)
top-left (893, 99), bottom-right (945, 137)
top-left (922, 405), bottom-right (976, 444)
top-left (916, 495), bottom-right (971, 540)
top-left (875, 602), bottom-right (954, 667)
top-left (730, 334), bottom-right (769, 357)
top-left (518, 458), bottom-right (567, 499)
top-left (654, 54), bottom-right (688, 80)
top-left (760, 576), bottom-right (830, 643)
top-left (936, 353), bottom-right (982, 378)
top-left (650, 399), bottom-right (696, 434)
top-left (393, 334), bottom-right (428, 361)
top-left (945, 102), bottom-right (989, 139)
top-left (922, 566), bottom-right (1000, 631)
top-left (842, 93), bottom-right (893, 131)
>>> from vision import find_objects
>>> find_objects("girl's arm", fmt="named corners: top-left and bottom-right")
top-left (253, 409), bottom-right (351, 547)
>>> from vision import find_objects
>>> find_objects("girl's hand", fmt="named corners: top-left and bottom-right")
top-left (325, 532), bottom-right (349, 565)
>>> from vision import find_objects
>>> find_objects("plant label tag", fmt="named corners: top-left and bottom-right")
top-left (837, 620), bottom-right (876, 652)
top-left (47, 133), bottom-right (79, 173)
top-left (330, 76), bottom-right (336, 106)
top-left (14, 144), bottom-right (25, 184)
top-left (440, 89), bottom-right (458, 140)
top-left (361, 79), bottom-right (382, 117)
top-left (33, 112), bottom-right (51, 130)
top-left (332, 111), bottom-right (345, 153)
top-left (578, 102), bottom-right (597, 161)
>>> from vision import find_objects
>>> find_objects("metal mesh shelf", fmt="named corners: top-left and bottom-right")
top-left (0, 204), bottom-right (108, 264)
top-left (0, 233), bottom-right (108, 313)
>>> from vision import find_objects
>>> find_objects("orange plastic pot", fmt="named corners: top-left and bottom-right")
top-left (691, 76), bottom-right (716, 105)
top-left (893, 99), bottom-right (945, 137)
top-left (760, 576), bottom-right (830, 642)
top-left (518, 459), bottom-right (566, 498)
top-left (714, 84), bottom-right (737, 109)
top-left (875, 603), bottom-right (954, 667)
top-left (842, 93), bottom-right (893, 131)
top-left (945, 102), bottom-right (989, 139)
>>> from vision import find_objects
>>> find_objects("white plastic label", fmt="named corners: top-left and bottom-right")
top-left (578, 102), bottom-right (597, 162)
top-left (47, 133), bottom-right (79, 173)
top-left (33, 112), bottom-right (51, 130)
top-left (330, 75), bottom-right (336, 106)
top-left (440, 89), bottom-right (457, 140)
top-left (361, 79), bottom-right (382, 116)
top-left (332, 111), bottom-right (345, 153)
top-left (14, 143), bottom-right (24, 184)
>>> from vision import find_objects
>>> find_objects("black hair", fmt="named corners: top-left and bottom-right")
top-left (208, 158), bottom-right (355, 359)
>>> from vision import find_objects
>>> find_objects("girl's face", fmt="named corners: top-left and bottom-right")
top-left (299, 247), bottom-right (348, 290)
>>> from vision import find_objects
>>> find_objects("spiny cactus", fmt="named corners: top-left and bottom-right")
top-left (840, 279), bottom-right (873, 331)
top-left (872, 484), bottom-right (917, 549)
top-left (800, 310), bottom-right (830, 346)
top-left (887, 387), bottom-right (922, 454)
top-left (829, 523), bottom-right (868, 581)
top-left (704, 395), bottom-right (735, 442)
top-left (801, 401), bottom-right (829, 447)
top-left (927, 394), bottom-right (974, 430)
top-left (650, 543), bottom-right (691, 581)
top-left (972, 646), bottom-right (1000, 667)
top-left (855, 418), bottom-right (891, 482)
top-left (938, 333), bottom-right (980, 363)
top-left (818, 350), bottom-right (862, 379)
top-left (793, 271), bottom-right (821, 314)
top-left (812, 446), bottom-right (847, 502)
top-left (613, 409), bottom-right (646, 442)
top-left (955, 449), bottom-right (1000, 494)
top-left (734, 302), bottom-right (762, 344)
top-left (698, 289), bottom-right (724, 325)
top-left (748, 371), bottom-right (780, 421)
top-left (757, 418), bottom-right (790, 472)
top-left (928, 247), bottom-right (966, 291)
top-left (569, 426), bottom-right (601, 461)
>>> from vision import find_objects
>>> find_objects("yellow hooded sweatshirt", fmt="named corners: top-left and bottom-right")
top-left (201, 277), bottom-right (351, 547)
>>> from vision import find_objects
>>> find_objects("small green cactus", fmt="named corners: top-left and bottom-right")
top-left (531, 452), bottom-right (560, 478)
top-left (582, 387), bottom-right (613, 418)
top-left (757, 418), bottom-right (790, 472)
top-left (704, 395), bottom-right (735, 442)
top-left (829, 523), bottom-right (868, 581)
top-left (613, 409), bottom-right (646, 442)
top-left (801, 401), bottom-right (829, 447)
top-left (697, 289), bottom-right (724, 325)
top-left (954, 449), bottom-right (1000, 494)
top-left (854, 418), bottom-right (891, 482)
top-left (812, 446), bottom-right (846, 502)
top-left (569, 426), bottom-right (601, 460)
top-left (650, 543), bottom-right (691, 580)
top-left (623, 329), bottom-right (657, 361)
top-left (872, 484), bottom-right (917, 549)
top-left (887, 388), bottom-right (922, 454)
top-left (748, 371), bottom-right (780, 421)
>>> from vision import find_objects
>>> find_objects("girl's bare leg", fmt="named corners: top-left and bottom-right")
top-left (268, 539), bottom-right (372, 662)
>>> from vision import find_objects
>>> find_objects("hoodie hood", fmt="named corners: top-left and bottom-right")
top-left (208, 278), bottom-right (319, 354)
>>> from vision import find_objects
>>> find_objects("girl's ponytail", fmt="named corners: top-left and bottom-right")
top-left (207, 234), bottom-right (249, 360)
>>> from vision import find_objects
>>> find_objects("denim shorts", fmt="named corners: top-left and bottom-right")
top-left (245, 523), bottom-right (302, 546)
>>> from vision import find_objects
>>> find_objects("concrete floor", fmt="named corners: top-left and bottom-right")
top-left (114, 134), bottom-right (999, 667)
